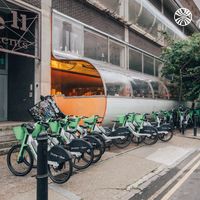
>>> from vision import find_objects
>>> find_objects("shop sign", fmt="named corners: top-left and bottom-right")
top-left (0, 0), bottom-right (39, 58)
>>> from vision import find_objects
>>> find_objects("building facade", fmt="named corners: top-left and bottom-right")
top-left (0, 0), bottom-right (199, 121)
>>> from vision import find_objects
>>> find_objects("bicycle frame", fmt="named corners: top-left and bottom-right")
top-left (17, 128), bottom-right (61, 167)
top-left (93, 125), bottom-right (127, 141)
top-left (125, 122), bottom-right (154, 137)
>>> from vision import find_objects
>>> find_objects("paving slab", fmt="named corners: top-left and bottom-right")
top-left (57, 152), bottom-right (159, 200)
top-left (146, 146), bottom-right (193, 166)
top-left (0, 134), bottom-right (200, 200)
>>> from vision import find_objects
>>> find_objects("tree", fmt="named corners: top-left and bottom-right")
top-left (161, 33), bottom-right (200, 103)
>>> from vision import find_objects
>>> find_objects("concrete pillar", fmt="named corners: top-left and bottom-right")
top-left (125, 28), bottom-right (129, 69)
top-left (40, 0), bottom-right (51, 96)
top-left (123, 0), bottom-right (129, 21)
top-left (123, 0), bottom-right (129, 69)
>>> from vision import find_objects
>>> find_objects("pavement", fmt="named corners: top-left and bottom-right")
top-left (0, 129), bottom-right (200, 200)
top-left (169, 164), bottom-right (200, 200)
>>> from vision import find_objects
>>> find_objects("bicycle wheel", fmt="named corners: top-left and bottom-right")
top-left (143, 133), bottom-right (158, 145)
top-left (84, 136), bottom-right (103, 164)
top-left (7, 144), bottom-right (33, 176)
top-left (158, 131), bottom-right (173, 142)
top-left (113, 134), bottom-right (132, 148)
top-left (72, 148), bottom-right (94, 170)
top-left (131, 135), bottom-right (143, 144)
top-left (92, 132), bottom-right (106, 154)
top-left (48, 159), bottom-right (73, 184)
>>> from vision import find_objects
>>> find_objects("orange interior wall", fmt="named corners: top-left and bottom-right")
top-left (54, 96), bottom-right (107, 118)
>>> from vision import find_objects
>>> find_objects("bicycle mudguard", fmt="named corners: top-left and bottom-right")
top-left (68, 139), bottom-right (93, 153)
top-left (83, 135), bottom-right (101, 148)
top-left (48, 145), bottom-right (71, 164)
top-left (150, 122), bottom-right (158, 127)
top-left (158, 124), bottom-right (172, 131)
top-left (110, 127), bottom-right (131, 137)
top-left (140, 126), bottom-right (157, 134)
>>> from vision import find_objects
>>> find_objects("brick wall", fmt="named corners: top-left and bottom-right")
top-left (21, 0), bottom-right (41, 8)
top-left (52, 0), bottom-right (125, 40)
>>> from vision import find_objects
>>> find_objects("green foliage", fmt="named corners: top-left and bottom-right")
top-left (161, 33), bottom-right (200, 101)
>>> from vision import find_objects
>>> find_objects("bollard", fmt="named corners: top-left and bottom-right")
top-left (37, 132), bottom-right (48, 200)
top-left (194, 115), bottom-right (197, 136)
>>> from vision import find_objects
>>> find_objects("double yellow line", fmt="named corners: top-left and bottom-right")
top-left (148, 152), bottom-right (200, 200)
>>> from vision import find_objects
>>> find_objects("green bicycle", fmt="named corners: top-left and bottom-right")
top-left (7, 122), bottom-right (73, 184)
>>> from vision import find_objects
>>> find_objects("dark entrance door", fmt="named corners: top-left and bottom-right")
top-left (8, 54), bottom-right (34, 121)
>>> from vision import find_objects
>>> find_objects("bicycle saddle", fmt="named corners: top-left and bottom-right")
top-left (22, 123), bottom-right (35, 133)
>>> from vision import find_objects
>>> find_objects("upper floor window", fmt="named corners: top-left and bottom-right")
top-left (109, 40), bottom-right (125, 67)
top-left (52, 13), bottom-right (84, 56)
top-left (155, 59), bottom-right (163, 77)
top-left (84, 30), bottom-right (108, 62)
top-left (144, 55), bottom-right (154, 76)
top-left (129, 48), bottom-right (142, 72)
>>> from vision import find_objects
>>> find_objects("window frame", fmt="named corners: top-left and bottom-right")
top-left (84, 28), bottom-right (109, 62)
top-left (128, 47), bottom-right (143, 72)
top-left (143, 54), bottom-right (155, 76)
top-left (108, 38), bottom-right (126, 68)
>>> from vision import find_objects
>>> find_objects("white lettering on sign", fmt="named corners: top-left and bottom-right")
top-left (0, 10), bottom-right (27, 31)
top-left (0, 16), bottom-right (5, 29)
top-left (20, 14), bottom-right (27, 31)
top-left (11, 11), bottom-right (19, 29)
top-left (0, 37), bottom-right (28, 49)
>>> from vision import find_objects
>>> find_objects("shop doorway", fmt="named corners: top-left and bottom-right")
top-left (8, 54), bottom-right (34, 121)
top-left (0, 53), bottom-right (7, 121)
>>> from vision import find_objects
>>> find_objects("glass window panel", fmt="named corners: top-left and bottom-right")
top-left (0, 52), bottom-right (6, 70)
top-left (150, 18), bottom-right (163, 39)
top-left (128, 0), bottom-right (142, 24)
top-left (52, 13), bottom-right (84, 56)
top-left (155, 59), bottom-right (163, 77)
top-left (164, 26), bottom-right (175, 45)
top-left (51, 68), bottom-right (104, 97)
top-left (144, 55), bottom-right (154, 75)
top-left (151, 81), bottom-right (168, 99)
top-left (131, 79), bottom-right (152, 98)
top-left (109, 40), bottom-right (125, 67)
top-left (166, 27), bottom-right (175, 38)
top-left (137, 6), bottom-right (155, 31)
top-left (129, 49), bottom-right (142, 72)
top-left (84, 30), bottom-right (108, 62)
top-left (100, 70), bottom-right (132, 97)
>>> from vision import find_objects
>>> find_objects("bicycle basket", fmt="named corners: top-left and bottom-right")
top-left (44, 96), bottom-right (65, 118)
top-left (83, 116), bottom-right (96, 124)
top-left (68, 118), bottom-right (81, 129)
top-left (127, 114), bottom-right (135, 123)
top-left (116, 115), bottom-right (126, 126)
top-left (49, 121), bottom-right (61, 134)
top-left (32, 123), bottom-right (43, 139)
top-left (29, 99), bottom-right (57, 122)
top-left (134, 114), bottom-right (144, 125)
top-left (13, 126), bottom-right (25, 141)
